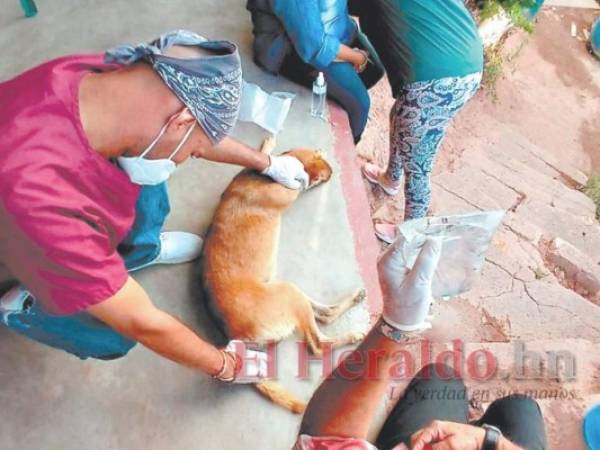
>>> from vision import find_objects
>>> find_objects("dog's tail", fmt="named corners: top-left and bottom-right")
top-left (254, 381), bottom-right (306, 414)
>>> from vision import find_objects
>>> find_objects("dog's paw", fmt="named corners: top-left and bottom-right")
top-left (260, 136), bottom-right (276, 154)
top-left (348, 330), bottom-right (367, 344)
top-left (352, 289), bottom-right (367, 305)
top-left (320, 305), bottom-right (337, 317)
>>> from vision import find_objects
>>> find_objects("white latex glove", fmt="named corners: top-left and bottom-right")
top-left (377, 237), bottom-right (443, 332)
top-left (225, 340), bottom-right (270, 384)
top-left (261, 155), bottom-right (309, 190)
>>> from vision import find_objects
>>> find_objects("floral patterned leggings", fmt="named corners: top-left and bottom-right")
top-left (387, 72), bottom-right (482, 220)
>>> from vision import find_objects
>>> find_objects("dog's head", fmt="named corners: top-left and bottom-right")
top-left (283, 149), bottom-right (332, 189)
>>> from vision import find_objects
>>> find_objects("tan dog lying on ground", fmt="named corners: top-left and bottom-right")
top-left (201, 137), bottom-right (366, 414)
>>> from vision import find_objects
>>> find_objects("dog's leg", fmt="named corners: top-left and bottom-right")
top-left (301, 306), bottom-right (365, 355)
top-left (310, 289), bottom-right (367, 325)
top-left (253, 282), bottom-right (365, 355)
top-left (260, 136), bottom-right (276, 155)
top-left (286, 286), bottom-right (366, 355)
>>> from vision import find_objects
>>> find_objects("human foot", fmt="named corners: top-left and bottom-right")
top-left (374, 223), bottom-right (398, 244)
top-left (361, 163), bottom-right (401, 196)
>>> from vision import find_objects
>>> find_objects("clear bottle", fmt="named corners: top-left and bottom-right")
top-left (310, 72), bottom-right (327, 119)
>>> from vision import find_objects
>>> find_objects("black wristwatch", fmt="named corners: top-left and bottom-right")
top-left (482, 424), bottom-right (502, 450)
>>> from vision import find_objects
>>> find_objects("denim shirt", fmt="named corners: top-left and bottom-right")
top-left (270, 0), bottom-right (357, 70)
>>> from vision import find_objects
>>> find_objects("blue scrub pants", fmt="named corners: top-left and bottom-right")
top-left (0, 183), bottom-right (170, 360)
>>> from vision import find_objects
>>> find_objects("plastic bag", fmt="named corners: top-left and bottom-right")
top-left (378, 210), bottom-right (505, 299)
top-left (238, 81), bottom-right (295, 135)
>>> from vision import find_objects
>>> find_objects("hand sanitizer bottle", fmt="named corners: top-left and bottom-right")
top-left (310, 72), bottom-right (327, 119)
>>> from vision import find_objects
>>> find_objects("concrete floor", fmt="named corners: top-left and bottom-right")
top-left (0, 1), bottom-right (373, 449)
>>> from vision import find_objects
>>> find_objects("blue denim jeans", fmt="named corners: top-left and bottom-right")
top-left (279, 35), bottom-right (384, 143)
top-left (118, 182), bottom-right (171, 271)
top-left (1, 183), bottom-right (170, 360)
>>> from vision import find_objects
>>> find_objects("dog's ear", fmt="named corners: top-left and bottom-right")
top-left (316, 149), bottom-right (324, 158)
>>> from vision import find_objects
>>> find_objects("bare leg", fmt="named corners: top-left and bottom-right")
top-left (300, 324), bottom-right (401, 439)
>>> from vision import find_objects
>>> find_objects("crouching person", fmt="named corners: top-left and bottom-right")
top-left (0, 30), bottom-right (310, 381)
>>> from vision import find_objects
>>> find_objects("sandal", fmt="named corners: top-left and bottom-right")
top-left (361, 163), bottom-right (401, 196)
top-left (374, 223), bottom-right (398, 244)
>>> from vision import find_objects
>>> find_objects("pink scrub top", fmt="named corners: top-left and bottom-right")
top-left (0, 54), bottom-right (140, 315)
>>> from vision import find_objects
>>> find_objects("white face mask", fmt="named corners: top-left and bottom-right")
top-left (118, 117), bottom-right (196, 186)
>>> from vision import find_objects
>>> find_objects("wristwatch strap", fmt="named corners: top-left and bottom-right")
top-left (482, 424), bottom-right (502, 450)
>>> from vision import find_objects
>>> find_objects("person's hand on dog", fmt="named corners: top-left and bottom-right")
top-left (218, 340), bottom-right (270, 384)
top-left (377, 236), bottom-right (442, 332)
top-left (262, 154), bottom-right (309, 190)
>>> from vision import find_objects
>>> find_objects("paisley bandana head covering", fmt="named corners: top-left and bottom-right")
top-left (105, 30), bottom-right (242, 144)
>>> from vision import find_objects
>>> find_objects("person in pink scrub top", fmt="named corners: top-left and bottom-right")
top-left (0, 30), bottom-right (309, 383)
